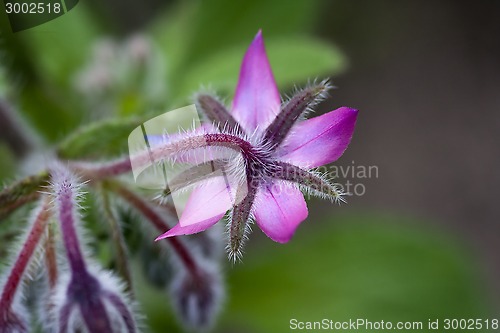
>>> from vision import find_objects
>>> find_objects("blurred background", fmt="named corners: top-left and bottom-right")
top-left (1, 0), bottom-right (499, 332)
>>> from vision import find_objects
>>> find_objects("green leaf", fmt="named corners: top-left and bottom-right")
top-left (57, 117), bottom-right (144, 159)
top-left (174, 36), bottom-right (347, 102)
top-left (0, 171), bottom-right (49, 221)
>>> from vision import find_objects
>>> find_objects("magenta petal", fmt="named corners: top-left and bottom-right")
top-left (179, 177), bottom-right (234, 227)
top-left (155, 177), bottom-right (233, 240)
top-left (231, 30), bottom-right (281, 132)
top-left (277, 107), bottom-right (358, 168)
top-left (254, 182), bottom-right (308, 243)
top-left (155, 217), bottom-right (220, 240)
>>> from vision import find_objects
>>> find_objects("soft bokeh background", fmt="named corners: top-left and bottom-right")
top-left (1, 1), bottom-right (499, 332)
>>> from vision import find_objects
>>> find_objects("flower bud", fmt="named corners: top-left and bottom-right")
top-left (45, 268), bottom-right (139, 333)
top-left (169, 259), bottom-right (224, 331)
top-left (47, 165), bottom-right (139, 333)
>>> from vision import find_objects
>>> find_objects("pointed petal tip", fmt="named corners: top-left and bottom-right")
top-left (277, 106), bottom-right (359, 168)
top-left (339, 106), bottom-right (359, 115)
top-left (341, 106), bottom-right (359, 125)
top-left (254, 29), bottom-right (263, 40)
top-left (154, 234), bottom-right (167, 241)
top-left (155, 215), bottom-right (222, 240)
top-left (232, 29), bottom-right (280, 131)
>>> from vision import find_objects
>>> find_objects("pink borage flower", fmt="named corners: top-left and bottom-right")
top-left (156, 30), bottom-right (358, 259)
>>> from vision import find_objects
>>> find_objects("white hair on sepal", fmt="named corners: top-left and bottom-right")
top-left (191, 88), bottom-right (230, 123)
top-left (191, 83), bottom-right (218, 103)
top-left (196, 86), bottom-right (233, 111)
top-left (279, 78), bottom-right (333, 130)
top-left (223, 198), bottom-right (256, 264)
top-left (275, 79), bottom-right (334, 151)
top-left (287, 168), bottom-right (347, 204)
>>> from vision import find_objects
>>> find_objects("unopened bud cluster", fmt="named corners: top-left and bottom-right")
top-left (0, 163), bottom-right (225, 333)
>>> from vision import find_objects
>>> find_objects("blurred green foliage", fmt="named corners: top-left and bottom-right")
top-left (56, 117), bottom-right (144, 159)
top-left (137, 213), bottom-right (488, 332)
top-left (1, 0), bottom-right (345, 147)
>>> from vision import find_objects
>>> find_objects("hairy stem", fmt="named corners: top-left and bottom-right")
top-left (52, 167), bottom-right (114, 333)
top-left (0, 197), bottom-right (51, 312)
top-left (54, 172), bottom-right (87, 274)
top-left (70, 133), bottom-right (259, 180)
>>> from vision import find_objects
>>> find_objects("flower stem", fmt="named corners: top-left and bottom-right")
top-left (106, 180), bottom-right (200, 278)
top-left (0, 197), bottom-right (51, 312)
top-left (54, 176), bottom-right (87, 275)
top-left (70, 133), bottom-right (260, 180)
top-left (51, 166), bottom-right (116, 333)
top-left (99, 187), bottom-right (133, 294)
top-left (44, 222), bottom-right (58, 289)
